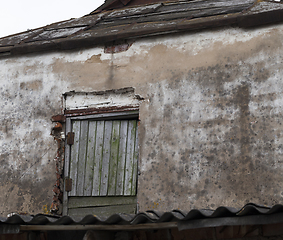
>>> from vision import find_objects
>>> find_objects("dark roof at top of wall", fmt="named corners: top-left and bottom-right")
top-left (2, 203), bottom-right (283, 234)
top-left (95, 0), bottom-right (168, 12)
top-left (0, 0), bottom-right (283, 57)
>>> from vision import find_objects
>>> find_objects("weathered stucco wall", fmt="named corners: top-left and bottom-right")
top-left (0, 56), bottom-right (66, 215)
top-left (0, 23), bottom-right (283, 215)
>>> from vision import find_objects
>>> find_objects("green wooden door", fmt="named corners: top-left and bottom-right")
top-left (63, 115), bottom-right (139, 217)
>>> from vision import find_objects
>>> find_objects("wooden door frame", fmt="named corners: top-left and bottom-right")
top-left (63, 110), bottom-right (139, 216)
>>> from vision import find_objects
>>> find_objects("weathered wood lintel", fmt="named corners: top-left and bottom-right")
top-left (64, 106), bottom-right (139, 118)
top-left (20, 222), bottom-right (178, 231)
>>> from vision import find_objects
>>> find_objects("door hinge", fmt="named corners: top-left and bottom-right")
top-left (65, 178), bottom-right (72, 192)
top-left (67, 132), bottom-right (75, 145)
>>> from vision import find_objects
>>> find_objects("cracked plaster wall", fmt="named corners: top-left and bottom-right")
top-left (0, 23), bottom-right (283, 215)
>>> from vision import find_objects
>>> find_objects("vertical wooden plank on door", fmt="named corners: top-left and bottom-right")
top-left (116, 120), bottom-right (128, 195)
top-left (77, 120), bottom-right (89, 196)
top-left (69, 120), bottom-right (81, 197)
top-left (124, 120), bottom-right (137, 196)
top-left (131, 123), bottom-right (139, 195)
top-left (108, 120), bottom-right (120, 196)
top-left (92, 121), bottom-right (104, 196)
top-left (84, 121), bottom-right (97, 196)
top-left (100, 121), bottom-right (113, 196)
top-left (63, 118), bottom-right (71, 215)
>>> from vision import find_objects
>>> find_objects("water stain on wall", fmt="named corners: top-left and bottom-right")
top-left (0, 26), bottom-right (283, 215)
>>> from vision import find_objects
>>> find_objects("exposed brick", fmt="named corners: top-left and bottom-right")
top-left (56, 173), bottom-right (61, 180)
top-left (53, 187), bottom-right (60, 194)
top-left (104, 42), bottom-right (132, 54)
top-left (53, 122), bottom-right (63, 130)
top-left (50, 126), bottom-right (65, 215)
top-left (51, 114), bottom-right (66, 122)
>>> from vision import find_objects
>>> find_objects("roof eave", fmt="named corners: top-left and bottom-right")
top-left (2, 8), bottom-right (283, 58)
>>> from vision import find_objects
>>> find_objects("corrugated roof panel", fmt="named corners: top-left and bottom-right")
top-left (1, 203), bottom-right (283, 226)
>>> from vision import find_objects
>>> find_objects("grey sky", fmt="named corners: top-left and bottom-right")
top-left (0, 0), bottom-right (105, 38)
